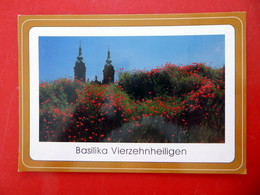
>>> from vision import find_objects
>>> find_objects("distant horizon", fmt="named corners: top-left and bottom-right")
top-left (39, 35), bottom-right (225, 82)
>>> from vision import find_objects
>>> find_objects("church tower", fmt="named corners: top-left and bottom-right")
top-left (103, 49), bottom-right (115, 84)
top-left (74, 43), bottom-right (86, 82)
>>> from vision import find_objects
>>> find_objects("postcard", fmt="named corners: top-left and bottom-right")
top-left (18, 12), bottom-right (246, 173)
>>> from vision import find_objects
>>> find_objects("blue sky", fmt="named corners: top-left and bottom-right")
top-left (39, 35), bottom-right (225, 82)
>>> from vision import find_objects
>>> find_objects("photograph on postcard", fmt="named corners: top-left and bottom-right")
top-left (39, 35), bottom-right (225, 144)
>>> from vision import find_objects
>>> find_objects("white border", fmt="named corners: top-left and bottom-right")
top-left (28, 25), bottom-right (235, 163)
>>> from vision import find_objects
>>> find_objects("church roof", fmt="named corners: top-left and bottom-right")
top-left (77, 43), bottom-right (84, 62)
top-left (105, 48), bottom-right (112, 65)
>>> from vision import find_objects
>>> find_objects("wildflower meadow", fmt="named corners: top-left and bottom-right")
top-left (40, 63), bottom-right (225, 143)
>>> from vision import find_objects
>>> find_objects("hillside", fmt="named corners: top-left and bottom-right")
top-left (39, 63), bottom-right (225, 143)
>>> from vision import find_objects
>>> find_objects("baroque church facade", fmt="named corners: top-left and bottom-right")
top-left (74, 44), bottom-right (115, 84)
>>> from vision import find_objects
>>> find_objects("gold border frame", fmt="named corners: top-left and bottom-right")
top-left (18, 12), bottom-right (246, 174)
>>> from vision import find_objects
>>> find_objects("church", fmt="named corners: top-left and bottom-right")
top-left (74, 44), bottom-right (115, 84)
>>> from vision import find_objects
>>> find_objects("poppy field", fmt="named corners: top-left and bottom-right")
top-left (39, 63), bottom-right (225, 143)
